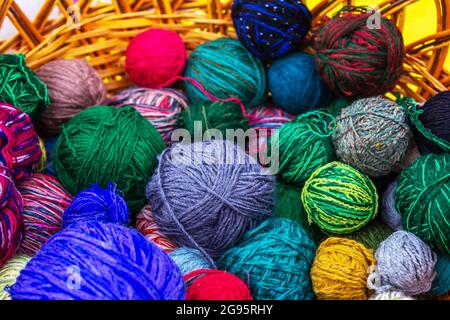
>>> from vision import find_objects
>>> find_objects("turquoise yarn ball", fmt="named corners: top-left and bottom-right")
top-left (218, 218), bottom-right (316, 300)
top-left (431, 254), bottom-right (450, 296)
top-left (268, 52), bottom-right (332, 115)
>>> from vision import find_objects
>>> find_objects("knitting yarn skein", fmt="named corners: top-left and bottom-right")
top-left (0, 255), bottom-right (30, 300)
top-left (169, 247), bottom-right (215, 276)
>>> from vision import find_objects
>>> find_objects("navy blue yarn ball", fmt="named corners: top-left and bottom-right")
top-left (268, 52), bottom-right (332, 115)
top-left (232, 0), bottom-right (312, 60)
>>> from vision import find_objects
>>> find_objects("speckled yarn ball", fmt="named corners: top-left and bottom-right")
top-left (0, 255), bottom-right (31, 300)
top-left (381, 179), bottom-right (402, 231)
top-left (169, 247), bottom-right (215, 276)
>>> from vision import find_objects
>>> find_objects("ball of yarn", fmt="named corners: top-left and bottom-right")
top-left (185, 269), bottom-right (252, 300)
top-left (54, 105), bottom-right (165, 214)
top-left (232, 0), bottom-right (312, 59)
top-left (126, 28), bottom-right (186, 88)
top-left (327, 97), bottom-right (353, 117)
top-left (369, 291), bottom-right (414, 300)
top-left (0, 255), bottom-right (30, 300)
top-left (381, 179), bottom-right (402, 231)
top-left (107, 87), bottom-right (189, 144)
top-left (332, 97), bottom-right (411, 177)
top-left (10, 222), bottom-right (185, 300)
top-left (218, 218), bottom-right (316, 300)
top-left (63, 182), bottom-right (129, 227)
top-left (17, 173), bottom-right (72, 255)
top-left (136, 204), bottom-right (176, 253)
top-left (395, 153), bottom-right (450, 254)
top-left (0, 54), bottom-right (50, 118)
top-left (36, 59), bottom-right (106, 136)
top-left (169, 247), bottom-right (215, 276)
top-left (268, 52), bottom-right (332, 115)
top-left (344, 221), bottom-right (393, 250)
top-left (302, 162), bottom-right (378, 234)
top-left (311, 237), bottom-right (375, 300)
top-left (184, 38), bottom-right (266, 109)
top-left (315, 7), bottom-right (404, 98)
top-left (431, 254), bottom-right (450, 296)
top-left (146, 139), bottom-right (274, 259)
top-left (367, 231), bottom-right (436, 296)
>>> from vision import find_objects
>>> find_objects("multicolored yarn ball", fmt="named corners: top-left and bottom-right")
top-left (146, 139), bottom-right (274, 261)
top-left (381, 179), bottom-right (402, 231)
top-left (54, 105), bottom-right (165, 214)
top-left (344, 221), bottom-right (393, 251)
top-left (184, 38), bottom-right (266, 109)
top-left (367, 231), bottom-right (436, 296)
top-left (268, 52), bottom-right (332, 115)
top-left (36, 138), bottom-right (47, 173)
top-left (10, 222), bottom-right (185, 300)
top-left (169, 247), bottom-right (215, 276)
top-left (315, 7), bottom-right (404, 98)
top-left (107, 87), bottom-right (189, 144)
top-left (126, 28), bottom-right (187, 88)
top-left (395, 153), bottom-right (450, 254)
top-left (136, 204), bottom-right (176, 253)
top-left (36, 59), bottom-right (106, 136)
top-left (63, 182), bottom-right (129, 227)
top-left (232, 0), bottom-right (312, 60)
top-left (431, 254), bottom-right (450, 296)
top-left (302, 162), bottom-right (378, 234)
top-left (17, 173), bottom-right (72, 256)
top-left (0, 54), bottom-right (50, 118)
top-left (332, 97), bottom-right (411, 177)
top-left (218, 218), bottom-right (316, 300)
top-left (311, 237), bottom-right (375, 300)
top-left (0, 255), bottom-right (30, 300)
top-left (369, 291), bottom-right (414, 300)
top-left (184, 269), bottom-right (252, 300)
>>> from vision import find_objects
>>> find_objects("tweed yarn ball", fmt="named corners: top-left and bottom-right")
top-left (54, 105), bottom-right (165, 214)
top-left (232, 0), bottom-right (312, 60)
top-left (184, 38), bottom-right (266, 109)
top-left (146, 139), bottom-right (274, 260)
top-left (369, 291), bottom-right (414, 300)
top-left (344, 221), bottom-right (393, 251)
top-left (0, 255), bottom-right (30, 300)
top-left (367, 231), bottom-right (436, 296)
top-left (218, 218), bottom-right (316, 300)
top-left (169, 247), bottom-right (215, 276)
top-left (315, 7), bottom-right (404, 98)
top-left (431, 254), bottom-right (450, 296)
top-left (17, 174), bottom-right (72, 256)
top-left (302, 162), bottom-right (378, 234)
top-left (381, 179), bottom-right (402, 231)
top-left (10, 222), bottom-right (186, 300)
top-left (0, 54), bottom-right (50, 118)
top-left (395, 153), bottom-right (450, 254)
top-left (311, 237), bottom-right (375, 300)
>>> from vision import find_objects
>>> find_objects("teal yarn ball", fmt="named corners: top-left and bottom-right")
top-left (218, 218), bottom-right (316, 300)
top-left (184, 38), bottom-right (266, 109)
top-left (268, 52), bottom-right (332, 115)
top-left (431, 254), bottom-right (450, 296)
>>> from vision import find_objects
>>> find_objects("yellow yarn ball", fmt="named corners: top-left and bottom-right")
top-left (0, 255), bottom-right (31, 300)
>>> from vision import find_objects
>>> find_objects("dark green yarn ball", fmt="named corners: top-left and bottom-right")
top-left (0, 54), bottom-right (50, 118)
top-left (327, 97), bottom-right (353, 117)
top-left (54, 105), bottom-right (165, 215)
top-left (344, 220), bottom-right (393, 250)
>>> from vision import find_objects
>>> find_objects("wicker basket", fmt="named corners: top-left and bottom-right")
top-left (1, 0), bottom-right (450, 102)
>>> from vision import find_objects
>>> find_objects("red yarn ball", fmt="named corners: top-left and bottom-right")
top-left (126, 29), bottom-right (187, 88)
top-left (184, 269), bottom-right (253, 300)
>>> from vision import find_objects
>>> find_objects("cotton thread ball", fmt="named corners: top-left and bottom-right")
top-left (431, 254), bottom-right (450, 296)
top-left (10, 222), bottom-right (185, 300)
top-left (0, 54), bottom-right (50, 118)
top-left (381, 179), bottom-right (402, 231)
top-left (395, 153), bottom-right (450, 254)
top-left (184, 269), bottom-right (252, 300)
top-left (332, 97), bottom-right (411, 177)
top-left (315, 7), bottom-right (404, 98)
top-left (367, 231), bottom-right (436, 296)
top-left (146, 139), bottom-right (274, 260)
top-left (344, 221), bottom-right (393, 251)
top-left (369, 291), bottom-right (414, 300)
top-left (0, 255), bottom-right (30, 300)
top-left (126, 28), bottom-right (186, 88)
top-left (218, 218), bottom-right (316, 300)
top-left (169, 247), bottom-right (215, 276)
top-left (311, 237), bottom-right (375, 300)
top-left (184, 38), bottom-right (266, 109)
top-left (269, 52), bottom-right (332, 115)
top-left (54, 105), bottom-right (165, 214)
top-left (232, 0), bottom-right (312, 60)
top-left (17, 173), bottom-right (72, 255)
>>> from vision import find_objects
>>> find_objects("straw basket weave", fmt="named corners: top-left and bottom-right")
top-left (1, 0), bottom-right (450, 102)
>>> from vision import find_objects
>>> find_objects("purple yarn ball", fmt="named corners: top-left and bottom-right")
top-left (381, 179), bottom-right (402, 231)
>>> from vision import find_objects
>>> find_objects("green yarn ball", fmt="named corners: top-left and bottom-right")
top-left (396, 153), bottom-right (450, 254)
top-left (344, 220), bottom-right (393, 250)
top-left (0, 54), bottom-right (50, 118)
top-left (218, 218), bottom-right (316, 300)
top-left (54, 105), bottom-right (165, 215)
top-left (327, 97), bottom-right (353, 117)
top-left (302, 162), bottom-right (378, 235)
top-left (184, 38), bottom-right (266, 109)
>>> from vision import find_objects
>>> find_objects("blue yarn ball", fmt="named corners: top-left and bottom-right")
top-left (63, 182), bottom-right (129, 227)
top-left (431, 254), bottom-right (450, 296)
top-left (268, 52), bottom-right (332, 115)
top-left (169, 247), bottom-right (215, 275)
top-left (232, 0), bottom-right (312, 60)
top-left (10, 222), bottom-right (186, 300)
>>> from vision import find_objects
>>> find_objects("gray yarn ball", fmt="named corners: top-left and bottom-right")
top-left (367, 231), bottom-right (437, 296)
top-left (381, 179), bottom-right (402, 231)
top-left (332, 96), bottom-right (411, 177)
top-left (169, 247), bottom-right (215, 275)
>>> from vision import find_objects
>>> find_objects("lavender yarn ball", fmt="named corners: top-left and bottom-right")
top-left (169, 247), bottom-right (215, 276)
top-left (381, 179), bottom-right (402, 231)
top-left (367, 231), bottom-right (436, 296)
top-left (10, 222), bottom-right (185, 300)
